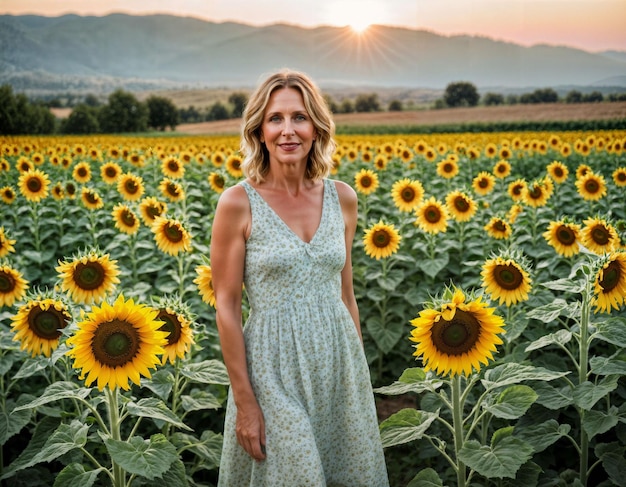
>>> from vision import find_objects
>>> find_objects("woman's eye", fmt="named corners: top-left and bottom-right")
top-left (269, 116), bottom-right (281, 122)
top-left (295, 114), bottom-right (306, 121)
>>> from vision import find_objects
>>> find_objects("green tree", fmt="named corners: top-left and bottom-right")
top-left (582, 91), bottom-right (603, 102)
top-left (323, 94), bottom-right (339, 113)
top-left (482, 92), bottom-right (504, 106)
top-left (207, 101), bottom-right (229, 121)
top-left (98, 89), bottom-right (148, 133)
top-left (565, 90), bottom-right (583, 103)
top-left (146, 95), bottom-right (179, 131)
top-left (354, 93), bottom-right (380, 112)
top-left (339, 99), bottom-right (354, 113)
top-left (443, 81), bottom-right (479, 107)
top-left (61, 104), bottom-right (100, 134)
top-left (228, 92), bottom-right (248, 118)
top-left (388, 99), bottom-right (403, 111)
top-left (0, 85), bottom-right (56, 135)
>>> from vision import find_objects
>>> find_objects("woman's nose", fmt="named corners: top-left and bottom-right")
top-left (282, 121), bottom-right (295, 135)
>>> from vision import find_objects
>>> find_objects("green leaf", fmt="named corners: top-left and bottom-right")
top-left (105, 434), bottom-right (178, 480)
top-left (532, 382), bottom-right (574, 410)
top-left (13, 382), bottom-right (92, 412)
top-left (374, 369), bottom-right (443, 396)
top-left (501, 461), bottom-right (542, 487)
top-left (53, 463), bottom-right (104, 487)
top-left (159, 458), bottom-right (189, 487)
top-left (365, 315), bottom-right (405, 354)
top-left (573, 376), bottom-right (619, 410)
top-left (458, 436), bottom-right (534, 479)
top-left (181, 390), bottom-right (222, 412)
top-left (377, 268), bottom-right (405, 291)
top-left (526, 299), bottom-right (570, 323)
top-left (170, 430), bottom-right (223, 470)
top-left (399, 368), bottom-right (427, 383)
top-left (525, 329), bottom-right (572, 352)
top-left (513, 419), bottom-right (571, 453)
top-left (595, 443), bottom-right (626, 487)
top-left (379, 408), bottom-right (439, 448)
top-left (13, 357), bottom-right (49, 379)
top-left (590, 354), bottom-right (626, 375)
top-left (418, 254), bottom-right (449, 279)
top-left (407, 468), bottom-right (444, 487)
top-left (481, 363), bottom-right (569, 391)
top-left (583, 406), bottom-right (620, 439)
top-left (593, 317), bottom-right (626, 347)
top-left (541, 277), bottom-right (585, 294)
top-left (126, 398), bottom-right (192, 431)
top-left (502, 312), bottom-right (528, 343)
top-left (484, 385), bottom-right (538, 420)
top-left (1, 395), bottom-right (32, 445)
top-left (22, 249), bottom-right (43, 264)
top-left (141, 369), bottom-right (175, 400)
top-left (179, 360), bottom-right (230, 385)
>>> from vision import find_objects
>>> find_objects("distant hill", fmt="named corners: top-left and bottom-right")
top-left (1, 13), bottom-right (626, 95)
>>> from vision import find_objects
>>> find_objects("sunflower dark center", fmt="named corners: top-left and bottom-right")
top-left (85, 192), bottom-right (98, 204)
top-left (74, 262), bottom-right (106, 290)
top-left (168, 161), bottom-right (179, 171)
top-left (617, 172), bottom-right (626, 182)
top-left (493, 264), bottom-right (523, 290)
top-left (497, 165), bottom-right (507, 173)
top-left (443, 163), bottom-right (454, 173)
top-left (214, 176), bottom-right (225, 188)
top-left (360, 176), bottom-right (373, 188)
top-left (512, 185), bottom-right (523, 196)
top-left (529, 187), bottom-right (542, 199)
top-left (425, 206), bottom-right (441, 223)
top-left (165, 223), bottom-right (184, 243)
top-left (591, 225), bottom-right (610, 245)
top-left (121, 209), bottom-right (136, 227)
top-left (494, 220), bottom-right (507, 232)
top-left (478, 179), bottom-right (489, 188)
top-left (125, 180), bottom-right (138, 193)
top-left (372, 229), bottom-right (391, 248)
top-left (92, 319), bottom-right (139, 366)
top-left (167, 183), bottom-right (179, 196)
top-left (29, 306), bottom-right (68, 339)
top-left (78, 168), bottom-right (88, 177)
top-left (231, 160), bottom-right (241, 170)
top-left (556, 225), bottom-right (576, 245)
top-left (157, 310), bottom-right (181, 345)
top-left (599, 260), bottom-right (621, 293)
top-left (584, 179), bottom-right (599, 193)
top-left (0, 270), bottom-right (16, 292)
top-left (147, 205), bottom-right (162, 218)
top-left (553, 167), bottom-right (564, 177)
top-left (401, 187), bottom-right (416, 202)
top-left (105, 167), bottom-right (118, 178)
top-left (27, 177), bottom-right (42, 192)
top-left (454, 197), bottom-right (469, 212)
top-left (432, 309), bottom-right (481, 355)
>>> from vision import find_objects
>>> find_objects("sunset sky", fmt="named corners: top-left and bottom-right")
top-left (2, 0), bottom-right (626, 52)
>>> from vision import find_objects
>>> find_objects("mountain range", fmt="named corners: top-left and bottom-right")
top-left (1, 13), bottom-right (626, 94)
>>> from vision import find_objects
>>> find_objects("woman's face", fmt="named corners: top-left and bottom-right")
top-left (260, 87), bottom-right (316, 170)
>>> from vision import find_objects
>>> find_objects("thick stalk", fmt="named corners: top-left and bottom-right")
top-left (452, 376), bottom-right (467, 487)
top-left (105, 387), bottom-right (125, 487)
top-left (578, 284), bottom-right (591, 486)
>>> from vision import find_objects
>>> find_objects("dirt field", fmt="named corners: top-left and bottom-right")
top-left (176, 101), bottom-right (626, 135)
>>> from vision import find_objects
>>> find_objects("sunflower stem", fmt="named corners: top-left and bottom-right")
top-left (578, 280), bottom-right (592, 486)
top-left (177, 253), bottom-right (186, 299)
top-left (105, 387), bottom-right (126, 487)
top-left (451, 375), bottom-right (467, 487)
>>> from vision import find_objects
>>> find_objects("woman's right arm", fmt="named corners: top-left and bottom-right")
top-left (210, 185), bottom-right (266, 461)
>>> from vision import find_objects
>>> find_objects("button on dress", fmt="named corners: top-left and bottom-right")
top-left (217, 179), bottom-right (389, 487)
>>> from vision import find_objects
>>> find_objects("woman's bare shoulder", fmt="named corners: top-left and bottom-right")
top-left (216, 183), bottom-right (250, 213)
top-left (331, 179), bottom-right (357, 206)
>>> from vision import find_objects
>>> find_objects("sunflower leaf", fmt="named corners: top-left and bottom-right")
top-left (377, 268), bottom-right (405, 291)
top-left (181, 390), bottom-right (222, 412)
top-left (484, 385), bottom-right (538, 420)
top-left (179, 359), bottom-right (230, 385)
top-left (53, 463), bottom-right (104, 487)
top-left (170, 430), bottom-right (223, 470)
top-left (458, 436), bottom-right (534, 479)
top-left (379, 408), bottom-right (439, 448)
top-left (595, 442), bottom-right (626, 487)
top-left (126, 397), bottom-right (192, 431)
top-left (406, 468), bottom-right (444, 487)
top-left (105, 434), bottom-right (178, 480)
top-left (525, 329), bottom-right (573, 352)
top-left (366, 315), bottom-right (404, 354)
top-left (583, 406), bottom-right (620, 439)
top-left (513, 419), bottom-right (571, 453)
top-left (418, 255), bottom-right (449, 279)
top-left (590, 354), bottom-right (626, 375)
top-left (593, 317), bottom-right (626, 347)
top-left (531, 381), bottom-right (574, 409)
top-left (541, 277), bottom-right (585, 294)
top-left (141, 369), bottom-right (175, 400)
top-left (13, 381), bottom-right (92, 411)
top-left (525, 299), bottom-right (570, 323)
top-left (481, 364), bottom-right (569, 391)
top-left (0, 395), bottom-right (33, 446)
top-left (573, 375), bottom-right (619, 410)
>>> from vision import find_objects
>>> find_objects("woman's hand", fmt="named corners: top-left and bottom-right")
top-left (235, 400), bottom-right (266, 461)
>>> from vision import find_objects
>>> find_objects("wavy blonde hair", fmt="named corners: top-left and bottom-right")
top-left (241, 68), bottom-right (336, 182)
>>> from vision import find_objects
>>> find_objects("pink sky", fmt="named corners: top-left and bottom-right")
top-left (2, 0), bottom-right (625, 52)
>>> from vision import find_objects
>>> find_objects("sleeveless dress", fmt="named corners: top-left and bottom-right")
top-left (217, 179), bottom-right (389, 487)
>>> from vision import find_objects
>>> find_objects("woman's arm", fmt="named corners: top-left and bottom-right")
top-left (334, 180), bottom-right (363, 343)
top-left (210, 184), bottom-right (266, 461)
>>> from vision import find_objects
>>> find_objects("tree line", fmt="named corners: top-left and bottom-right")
top-left (1, 82), bottom-right (625, 135)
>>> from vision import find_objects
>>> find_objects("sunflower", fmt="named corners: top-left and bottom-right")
top-left (484, 143), bottom-right (498, 158)
top-left (226, 154), bottom-right (244, 179)
top-left (162, 156), bottom-right (185, 179)
top-left (139, 196), bottom-right (167, 226)
top-left (493, 160), bottom-right (511, 179)
top-left (481, 254), bottom-right (532, 306)
top-left (117, 172), bottom-right (145, 202)
top-left (484, 217), bottom-right (512, 240)
top-left (152, 216), bottom-right (192, 256)
top-left (613, 167), bottom-right (626, 187)
top-left (17, 157), bottom-right (34, 173)
top-left (409, 287), bottom-right (506, 377)
top-left (100, 161), bottom-right (122, 184)
top-left (56, 250), bottom-right (121, 304)
top-left (11, 297), bottom-right (71, 357)
top-left (445, 191), bottom-right (477, 223)
top-left (415, 197), bottom-right (448, 234)
top-left (374, 154), bottom-right (388, 170)
top-left (546, 161), bottom-right (569, 184)
top-left (18, 169), bottom-right (50, 202)
top-left (159, 178), bottom-right (185, 202)
top-left (507, 204), bottom-right (523, 224)
top-left (576, 164), bottom-right (592, 179)
top-left (208, 172), bottom-right (226, 193)
top-left (194, 264), bottom-right (216, 307)
top-left (542, 220), bottom-right (581, 257)
top-left (560, 143), bottom-right (572, 157)
top-left (65, 294), bottom-right (168, 391)
top-left (581, 217), bottom-right (619, 254)
top-left (81, 187), bottom-right (104, 210)
top-left (507, 179), bottom-right (526, 202)
top-left (0, 264), bottom-right (29, 307)
top-left (0, 227), bottom-right (16, 258)
top-left (72, 161), bottom-right (92, 183)
top-left (576, 172), bottom-right (607, 201)
top-left (399, 148), bottom-right (414, 164)
top-left (65, 182), bottom-right (77, 199)
top-left (391, 178), bottom-right (424, 212)
top-left (592, 252), bottom-right (626, 313)
top-left (0, 186), bottom-right (16, 204)
top-left (523, 180), bottom-right (551, 208)
top-left (51, 182), bottom-right (64, 200)
top-left (155, 306), bottom-right (195, 364)
top-left (363, 221), bottom-right (402, 260)
top-left (354, 169), bottom-right (379, 195)
top-left (112, 204), bottom-right (140, 235)
top-left (472, 171), bottom-right (496, 196)
top-left (499, 147), bottom-right (512, 160)
top-left (436, 159), bottom-right (459, 179)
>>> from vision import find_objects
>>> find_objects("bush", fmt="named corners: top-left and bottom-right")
top-left (443, 81), bottom-right (479, 107)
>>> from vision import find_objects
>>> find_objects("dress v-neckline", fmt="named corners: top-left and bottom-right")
top-left (246, 180), bottom-right (327, 245)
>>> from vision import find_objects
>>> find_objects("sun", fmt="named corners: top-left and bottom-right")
top-left (327, 1), bottom-right (384, 33)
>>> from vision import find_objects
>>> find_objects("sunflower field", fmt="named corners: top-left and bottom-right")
top-left (0, 130), bottom-right (625, 487)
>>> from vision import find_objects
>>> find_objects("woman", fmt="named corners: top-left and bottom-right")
top-left (210, 68), bottom-right (389, 486)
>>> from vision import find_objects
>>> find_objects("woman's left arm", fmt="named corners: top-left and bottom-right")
top-left (334, 179), bottom-right (363, 343)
